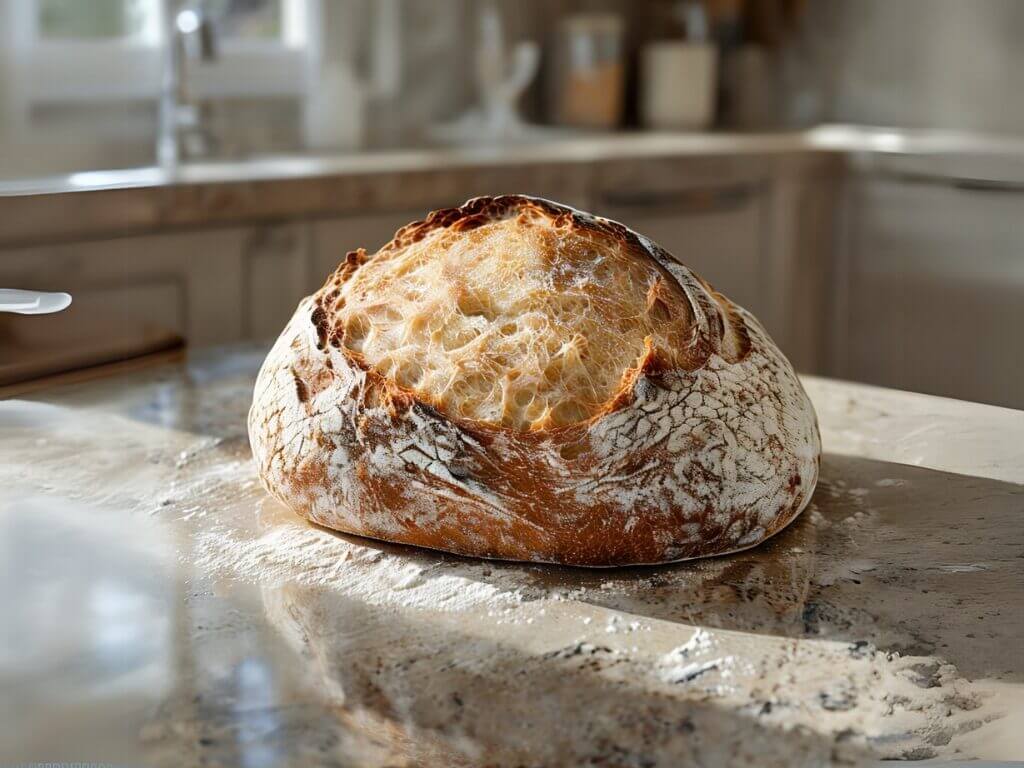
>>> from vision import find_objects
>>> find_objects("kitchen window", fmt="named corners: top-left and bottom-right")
top-left (0, 0), bottom-right (310, 175)
top-left (36, 0), bottom-right (155, 39)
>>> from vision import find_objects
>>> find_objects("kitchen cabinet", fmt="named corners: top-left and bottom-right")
top-left (0, 229), bottom-right (247, 346)
top-left (0, 190), bottom-right (816, 356)
top-left (0, 212), bottom-right (458, 351)
top-left (838, 174), bottom-right (1024, 409)
top-left (243, 223), bottom-right (311, 339)
top-left (0, 154), bottom-right (838, 376)
top-left (0, 222), bottom-right (319, 349)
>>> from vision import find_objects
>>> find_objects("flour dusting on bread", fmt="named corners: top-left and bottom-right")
top-left (249, 196), bottom-right (821, 566)
top-left (330, 206), bottom-right (695, 430)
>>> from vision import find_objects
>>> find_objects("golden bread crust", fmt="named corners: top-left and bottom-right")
top-left (249, 196), bottom-right (820, 566)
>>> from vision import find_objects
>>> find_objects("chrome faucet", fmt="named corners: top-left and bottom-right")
top-left (158, 2), bottom-right (219, 169)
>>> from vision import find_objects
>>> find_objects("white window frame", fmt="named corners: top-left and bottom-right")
top-left (2, 0), bottom-right (310, 139)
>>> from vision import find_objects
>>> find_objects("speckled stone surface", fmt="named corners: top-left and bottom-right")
top-left (0, 132), bottom-right (839, 247)
top-left (1, 346), bottom-right (1022, 766)
top-left (5, 124), bottom-right (1022, 248)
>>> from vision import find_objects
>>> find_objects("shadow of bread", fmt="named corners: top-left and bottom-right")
top-left (239, 450), bottom-right (1023, 761)
top-left (261, 581), bottom-right (867, 767)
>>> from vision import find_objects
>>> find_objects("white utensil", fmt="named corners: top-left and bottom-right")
top-left (0, 289), bottom-right (73, 315)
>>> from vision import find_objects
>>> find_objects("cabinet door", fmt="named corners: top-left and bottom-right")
top-left (596, 182), bottom-right (769, 329)
top-left (844, 176), bottom-right (1024, 408)
top-left (242, 223), bottom-right (310, 340)
top-left (0, 229), bottom-right (246, 347)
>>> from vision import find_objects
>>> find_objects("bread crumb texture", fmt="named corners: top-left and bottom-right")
top-left (325, 199), bottom-right (697, 430)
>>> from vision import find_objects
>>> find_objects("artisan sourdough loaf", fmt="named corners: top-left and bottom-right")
top-left (249, 196), bottom-right (820, 566)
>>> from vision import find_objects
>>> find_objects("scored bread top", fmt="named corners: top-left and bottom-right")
top-left (319, 197), bottom-right (702, 431)
top-left (252, 195), bottom-right (818, 565)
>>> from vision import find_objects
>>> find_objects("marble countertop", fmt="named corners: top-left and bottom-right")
top-left (6, 124), bottom-right (1024, 249)
top-left (0, 131), bottom-right (826, 198)
top-left (6, 124), bottom-right (1024, 199)
top-left (0, 129), bottom-right (842, 248)
top-left (7, 124), bottom-right (1024, 200)
top-left (1, 347), bottom-right (1022, 766)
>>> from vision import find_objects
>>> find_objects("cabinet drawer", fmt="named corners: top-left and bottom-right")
top-left (845, 177), bottom-right (1024, 408)
top-left (0, 229), bottom-right (245, 346)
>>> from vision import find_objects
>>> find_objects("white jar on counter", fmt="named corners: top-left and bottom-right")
top-left (641, 41), bottom-right (717, 130)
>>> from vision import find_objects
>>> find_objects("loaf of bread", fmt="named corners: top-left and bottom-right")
top-left (249, 196), bottom-right (820, 566)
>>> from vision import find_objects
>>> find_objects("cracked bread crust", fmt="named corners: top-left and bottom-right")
top-left (248, 195), bottom-right (821, 566)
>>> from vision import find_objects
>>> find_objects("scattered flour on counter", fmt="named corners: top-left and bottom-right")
top-left (153, 443), bottom-right (526, 615)
top-left (874, 478), bottom-right (907, 487)
top-left (673, 627), bottom-right (715, 656)
top-left (604, 616), bottom-right (650, 634)
top-left (147, 453), bottom-right (258, 520)
top-left (658, 628), bottom-right (736, 686)
top-left (661, 657), bottom-right (735, 686)
top-left (930, 563), bottom-right (991, 573)
top-left (814, 558), bottom-right (878, 587)
top-left (190, 519), bottom-right (523, 613)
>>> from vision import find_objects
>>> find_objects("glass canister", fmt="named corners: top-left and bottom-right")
top-left (553, 13), bottom-right (625, 130)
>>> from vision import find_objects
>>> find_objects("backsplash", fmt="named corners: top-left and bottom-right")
top-left (782, 0), bottom-right (1024, 132)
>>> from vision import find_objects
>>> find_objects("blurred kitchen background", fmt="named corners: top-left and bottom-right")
top-left (2, 0), bottom-right (1023, 409)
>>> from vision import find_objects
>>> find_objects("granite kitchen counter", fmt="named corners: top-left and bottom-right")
top-left (0, 130), bottom-right (843, 248)
top-left (1, 347), bottom-right (1023, 766)
top-left (5, 123), bottom-right (1024, 249)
